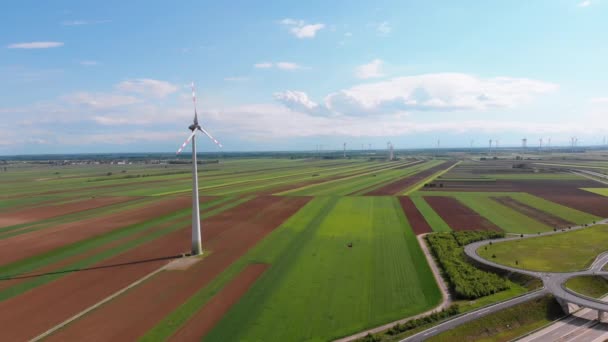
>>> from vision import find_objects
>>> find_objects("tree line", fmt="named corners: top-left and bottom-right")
top-left (426, 231), bottom-right (509, 299)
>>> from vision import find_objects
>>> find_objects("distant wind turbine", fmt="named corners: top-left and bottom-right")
top-left (176, 82), bottom-right (223, 256)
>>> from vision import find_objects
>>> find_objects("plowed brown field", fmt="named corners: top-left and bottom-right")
top-left (365, 161), bottom-right (456, 196)
top-left (43, 196), bottom-right (310, 342)
top-left (0, 196), bottom-right (215, 267)
top-left (491, 196), bottom-right (573, 228)
top-left (424, 196), bottom-right (501, 232)
top-left (0, 196), bottom-right (138, 228)
top-left (399, 197), bottom-right (432, 234)
top-left (423, 179), bottom-right (608, 217)
top-left (169, 263), bottom-right (268, 341)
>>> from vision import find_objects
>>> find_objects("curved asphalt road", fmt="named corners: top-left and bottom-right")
top-left (401, 219), bottom-right (608, 342)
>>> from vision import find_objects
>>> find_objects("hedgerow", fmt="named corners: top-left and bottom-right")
top-left (426, 231), bottom-right (509, 299)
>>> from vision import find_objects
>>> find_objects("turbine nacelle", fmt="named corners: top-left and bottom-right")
top-left (176, 82), bottom-right (223, 155)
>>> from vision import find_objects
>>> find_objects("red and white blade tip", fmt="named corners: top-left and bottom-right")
top-left (176, 131), bottom-right (196, 155)
top-left (198, 127), bottom-right (223, 148)
top-left (191, 82), bottom-right (196, 103)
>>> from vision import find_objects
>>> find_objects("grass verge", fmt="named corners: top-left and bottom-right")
top-left (478, 225), bottom-right (608, 272)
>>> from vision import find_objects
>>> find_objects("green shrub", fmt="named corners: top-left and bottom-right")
top-left (426, 231), bottom-right (510, 299)
top-left (381, 305), bottom-right (461, 337)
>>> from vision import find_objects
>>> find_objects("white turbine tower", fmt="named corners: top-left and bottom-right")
top-left (176, 82), bottom-right (223, 256)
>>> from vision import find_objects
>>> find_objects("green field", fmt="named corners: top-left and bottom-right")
top-left (582, 188), bottom-right (608, 197)
top-left (411, 191), bottom-right (599, 233)
top-left (565, 276), bottom-right (608, 298)
top-left (410, 196), bottom-right (451, 232)
top-left (428, 296), bottom-right (563, 342)
top-left (478, 225), bottom-right (608, 272)
top-left (279, 160), bottom-right (440, 196)
top-left (4, 156), bottom-right (608, 341)
top-left (203, 196), bottom-right (441, 341)
top-left (453, 194), bottom-right (552, 234)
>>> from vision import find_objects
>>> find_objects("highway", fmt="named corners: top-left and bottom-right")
top-left (465, 239), bottom-right (608, 313)
top-left (399, 289), bottom-right (548, 342)
top-left (519, 299), bottom-right (608, 342)
top-left (400, 218), bottom-right (608, 341)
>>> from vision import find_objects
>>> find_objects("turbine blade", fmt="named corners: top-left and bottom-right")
top-left (191, 82), bottom-right (199, 125)
top-left (176, 131), bottom-right (197, 155)
top-left (198, 126), bottom-right (223, 148)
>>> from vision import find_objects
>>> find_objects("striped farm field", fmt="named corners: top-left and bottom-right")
top-left (202, 196), bottom-right (441, 341)
top-left (3, 156), bottom-right (606, 341)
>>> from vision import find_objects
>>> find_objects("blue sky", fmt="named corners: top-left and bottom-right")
top-left (1, 0), bottom-right (607, 154)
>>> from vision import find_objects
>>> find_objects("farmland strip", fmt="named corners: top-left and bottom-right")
top-left (399, 197), bottom-right (432, 235)
top-left (491, 196), bottom-right (573, 228)
top-left (0, 196), bottom-right (203, 266)
top-left (168, 263), bottom-right (268, 341)
top-left (43, 196), bottom-right (311, 342)
top-left (0, 196), bottom-right (139, 229)
top-left (364, 161), bottom-right (451, 196)
top-left (424, 196), bottom-right (502, 232)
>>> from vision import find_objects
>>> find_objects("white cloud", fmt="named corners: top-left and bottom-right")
top-left (254, 62), bottom-right (304, 70)
top-left (201, 103), bottom-right (602, 142)
top-left (279, 18), bottom-right (325, 38)
top-left (224, 76), bottom-right (249, 81)
top-left (578, 0), bottom-right (592, 7)
top-left (324, 73), bottom-right (558, 115)
top-left (274, 90), bottom-right (328, 116)
top-left (276, 62), bottom-right (302, 70)
top-left (590, 97), bottom-right (608, 104)
top-left (292, 24), bottom-right (325, 38)
top-left (355, 59), bottom-right (385, 79)
top-left (115, 79), bottom-right (178, 98)
top-left (7, 42), bottom-right (64, 49)
top-left (61, 19), bottom-right (111, 26)
top-left (79, 60), bottom-right (99, 66)
top-left (0, 72), bottom-right (569, 152)
top-left (61, 92), bottom-right (141, 109)
top-left (254, 62), bottom-right (273, 68)
top-left (374, 21), bottom-right (391, 36)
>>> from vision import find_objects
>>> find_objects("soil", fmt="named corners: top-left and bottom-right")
top-left (0, 196), bottom-right (216, 267)
top-left (0, 219), bottom-right (177, 292)
top-left (40, 196), bottom-right (310, 342)
top-left (364, 161), bottom-right (457, 196)
top-left (423, 179), bottom-right (608, 217)
top-left (262, 160), bottom-right (417, 195)
top-left (0, 196), bottom-right (138, 228)
top-left (168, 263), bottom-right (268, 341)
top-left (423, 196), bottom-right (502, 232)
top-left (398, 197), bottom-right (432, 235)
top-left (491, 196), bottom-right (574, 228)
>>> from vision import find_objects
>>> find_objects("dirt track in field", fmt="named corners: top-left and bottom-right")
top-left (0, 196), bottom-right (139, 228)
top-left (424, 196), bottom-right (502, 232)
top-left (491, 196), bottom-right (573, 228)
top-left (169, 263), bottom-right (268, 341)
top-left (364, 161), bottom-right (456, 196)
top-left (43, 196), bottom-right (310, 342)
top-left (0, 196), bottom-right (216, 267)
top-left (399, 197), bottom-right (432, 235)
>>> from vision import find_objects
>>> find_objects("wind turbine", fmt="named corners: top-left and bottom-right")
top-left (176, 82), bottom-right (223, 256)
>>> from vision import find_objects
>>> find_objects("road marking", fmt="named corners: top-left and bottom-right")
top-left (423, 329), bottom-right (437, 336)
top-left (561, 320), bottom-right (599, 342)
top-left (476, 309), bottom-right (490, 316)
